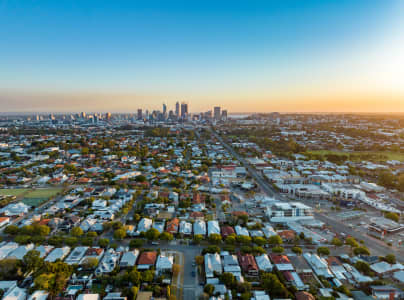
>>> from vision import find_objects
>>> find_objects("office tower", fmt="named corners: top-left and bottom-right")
top-left (214, 106), bottom-right (221, 120)
top-left (163, 103), bottom-right (167, 115)
top-left (175, 101), bottom-right (180, 117)
top-left (105, 112), bottom-right (111, 120)
top-left (181, 102), bottom-right (188, 118)
top-left (221, 110), bottom-right (228, 120)
top-left (80, 112), bottom-right (86, 119)
top-left (137, 109), bottom-right (143, 120)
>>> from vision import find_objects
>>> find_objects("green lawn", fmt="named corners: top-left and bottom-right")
top-left (307, 150), bottom-right (404, 162)
top-left (25, 188), bottom-right (62, 198)
top-left (21, 188), bottom-right (63, 207)
top-left (0, 188), bottom-right (31, 197)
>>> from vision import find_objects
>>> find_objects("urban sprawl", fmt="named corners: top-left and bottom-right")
top-left (0, 106), bottom-right (403, 300)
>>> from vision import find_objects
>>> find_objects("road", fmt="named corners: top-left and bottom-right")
top-left (209, 127), bottom-right (404, 263)
top-left (147, 242), bottom-right (204, 299)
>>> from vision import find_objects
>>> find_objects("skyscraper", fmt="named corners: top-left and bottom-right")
top-left (175, 101), bottom-right (180, 117)
top-left (181, 102), bottom-right (188, 118)
top-left (163, 103), bottom-right (167, 116)
top-left (214, 106), bottom-right (221, 121)
top-left (221, 110), bottom-right (227, 120)
top-left (137, 109), bottom-right (142, 120)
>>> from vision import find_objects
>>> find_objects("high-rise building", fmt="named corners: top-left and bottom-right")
top-left (175, 101), bottom-right (180, 117)
top-left (221, 110), bottom-right (227, 120)
top-left (214, 106), bottom-right (221, 120)
top-left (105, 112), bottom-right (111, 120)
top-left (163, 103), bottom-right (167, 116)
top-left (181, 102), bottom-right (188, 118)
top-left (137, 109), bottom-right (143, 120)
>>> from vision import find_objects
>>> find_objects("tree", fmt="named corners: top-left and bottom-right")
top-left (209, 233), bottom-right (222, 244)
top-left (114, 228), bottom-right (127, 240)
top-left (220, 272), bottom-right (236, 288)
top-left (384, 254), bottom-right (396, 264)
top-left (252, 236), bottom-right (267, 246)
top-left (129, 269), bottom-right (141, 285)
top-left (268, 235), bottom-right (282, 245)
top-left (172, 264), bottom-right (180, 276)
top-left (346, 237), bottom-right (359, 248)
top-left (384, 212), bottom-right (399, 223)
top-left (353, 246), bottom-right (370, 256)
top-left (317, 247), bottom-right (330, 256)
top-left (0, 259), bottom-right (23, 280)
top-left (331, 237), bottom-right (343, 247)
top-left (129, 239), bottom-right (144, 249)
top-left (195, 255), bottom-right (204, 265)
top-left (202, 245), bottom-right (220, 254)
top-left (160, 232), bottom-right (174, 241)
top-left (4, 225), bottom-right (19, 235)
top-left (71, 227), bottom-right (84, 237)
top-left (131, 286), bottom-right (139, 300)
top-left (65, 236), bottom-right (78, 247)
top-left (204, 284), bottom-right (215, 296)
top-left (145, 228), bottom-right (160, 241)
top-left (193, 234), bottom-right (203, 244)
top-left (225, 235), bottom-right (236, 245)
top-left (141, 270), bottom-right (154, 282)
top-left (355, 261), bottom-right (372, 276)
top-left (34, 273), bottom-right (54, 290)
top-left (236, 235), bottom-right (252, 245)
top-left (261, 273), bottom-right (289, 298)
top-left (34, 224), bottom-right (51, 236)
top-left (87, 231), bottom-right (98, 238)
top-left (23, 250), bottom-right (43, 273)
top-left (272, 246), bottom-right (284, 253)
top-left (292, 246), bottom-right (302, 255)
top-left (98, 238), bottom-right (110, 248)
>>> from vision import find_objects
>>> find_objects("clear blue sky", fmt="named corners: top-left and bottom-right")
top-left (0, 0), bottom-right (403, 112)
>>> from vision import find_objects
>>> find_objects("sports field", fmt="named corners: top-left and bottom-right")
top-left (0, 187), bottom-right (63, 207)
top-left (306, 150), bottom-right (404, 162)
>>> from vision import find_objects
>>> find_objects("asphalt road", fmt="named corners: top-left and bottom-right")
top-left (210, 127), bottom-right (404, 263)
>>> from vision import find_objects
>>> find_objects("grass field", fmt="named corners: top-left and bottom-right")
top-left (307, 150), bottom-right (404, 162)
top-left (0, 188), bottom-right (31, 197)
top-left (25, 188), bottom-right (62, 198)
top-left (0, 187), bottom-right (62, 207)
top-left (22, 188), bottom-right (63, 207)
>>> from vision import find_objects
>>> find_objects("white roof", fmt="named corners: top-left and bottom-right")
top-left (35, 245), bottom-right (54, 258)
top-left (156, 254), bottom-right (174, 270)
top-left (207, 220), bottom-right (220, 236)
top-left (77, 294), bottom-right (100, 300)
top-left (193, 220), bottom-right (206, 236)
top-left (7, 244), bottom-right (35, 260)
top-left (235, 225), bottom-right (249, 236)
top-left (28, 291), bottom-right (49, 300)
top-left (45, 246), bottom-right (70, 262)
top-left (393, 270), bottom-right (404, 283)
top-left (120, 250), bottom-right (139, 267)
top-left (255, 254), bottom-right (272, 271)
top-left (65, 247), bottom-right (88, 264)
top-left (0, 242), bottom-right (19, 259)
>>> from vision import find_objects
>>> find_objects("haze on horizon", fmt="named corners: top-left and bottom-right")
top-left (1, 0), bottom-right (404, 113)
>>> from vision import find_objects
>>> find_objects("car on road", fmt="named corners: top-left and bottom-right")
top-left (191, 270), bottom-right (196, 277)
top-left (151, 241), bottom-right (160, 245)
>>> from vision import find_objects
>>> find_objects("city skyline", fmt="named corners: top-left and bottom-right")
top-left (1, 0), bottom-right (404, 113)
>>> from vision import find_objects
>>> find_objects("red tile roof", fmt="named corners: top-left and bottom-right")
top-left (137, 251), bottom-right (157, 265)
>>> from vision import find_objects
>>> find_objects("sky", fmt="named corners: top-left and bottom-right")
top-left (0, 0), bottom-right (404, 113)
